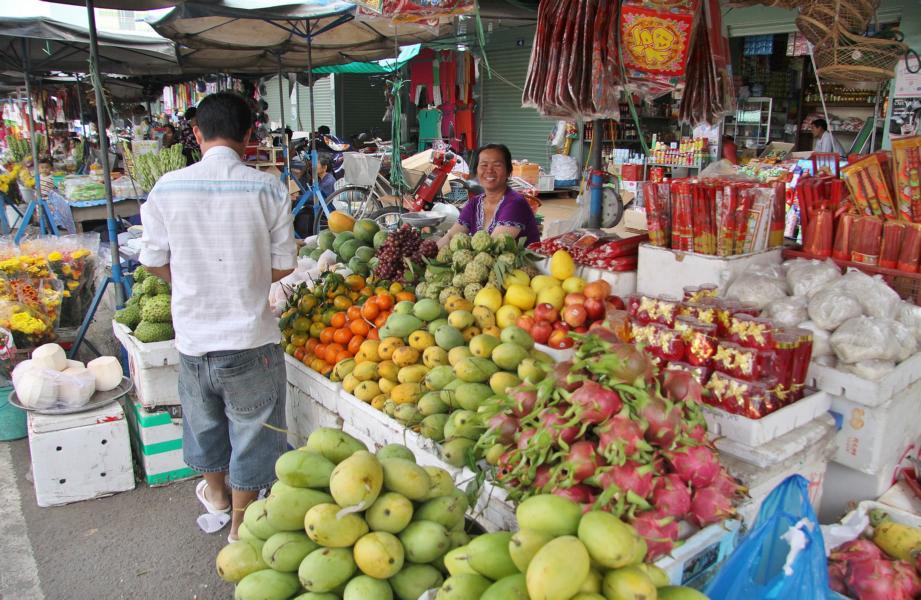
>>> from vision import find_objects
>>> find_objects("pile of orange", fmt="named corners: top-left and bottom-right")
top-left (294, 286), bottom-right (416, 375)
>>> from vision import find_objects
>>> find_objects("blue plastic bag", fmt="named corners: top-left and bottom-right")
top-left (706, 475), bottom-right (836, 600)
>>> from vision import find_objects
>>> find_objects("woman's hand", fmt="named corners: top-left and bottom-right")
top-left (437, 222), bottom-right (468, 249)
top-left (492, 225), bottom-right (521, 240)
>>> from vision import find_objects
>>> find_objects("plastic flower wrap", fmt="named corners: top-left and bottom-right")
top-left (0, 300), bottom-right (56, 348)
top-left (0, 277), bottom-right (64, 330)
top-left (21, 234), bottom-right (98, 299)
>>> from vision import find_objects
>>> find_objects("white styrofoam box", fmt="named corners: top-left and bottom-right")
top-left (829, 378), bottom-right (921, 474)
top-left (656, 520), bottom-right (741, 590)
top-left (123, 399), bottom-right (196, 486)
top-left (702, 390), bottom-right (831, 446)
top-left (284, 383), bottom-right (342, 448)
top-left (533, 258), bottom-right (638, 299)
top-left (877, 480), bottom-right (921, 516)
top-left (636, 244), bottom-right (783, 297)
top-left (819, 462), bottom-right (907, 523)
top-left (537, 173), bottom-right (555, 192)
top-left (284, 356), bottom-right (340, 412)
top-left (113, 322), bottom-right (180, 407)
top-left (28, 401), bottom-right (135, 506)
top-left (718, 415), bottom-right (837, 526)
top-left (534, 343), bottom-right (574, 363)
top-left (807, 350), bottom-right (921, 407)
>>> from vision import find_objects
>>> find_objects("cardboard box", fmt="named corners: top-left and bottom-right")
top-left (512, 162), bottom-right (540, 185)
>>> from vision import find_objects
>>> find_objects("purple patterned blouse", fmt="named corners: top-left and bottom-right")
top-left (457, 187), bottom-right (540, 245)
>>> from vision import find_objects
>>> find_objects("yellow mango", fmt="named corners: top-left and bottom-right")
top-left (398, 364), bottom-right (429, 384)
top-left (408, 330), bottom-right (435, 351)
top-left (392, 346), bottom-right (421, 367)
top-left (378, 360), bottom-right (399, 382)
top-left (378, 378), bottom-right (398, 394)
top-left (378, 337), bottom-right (403, 361)
top-left (391, 382), bottom-right (423, 405)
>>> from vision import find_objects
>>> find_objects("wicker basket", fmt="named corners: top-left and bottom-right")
top-left (796, 0), bottom-right (879, 45)
top-left (814, 24), bottom-right (907, 83)
top-left (727, 0), bottom-right (803, 8)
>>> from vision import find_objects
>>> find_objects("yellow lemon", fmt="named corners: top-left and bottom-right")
top-left (562, 276), bottom-right (586, 294)
top-left (550, 250), bottom-right (576, 280)
top-left (474, 287), bottom-right (503, 313)
top-left (504, 269), bottom-right (531, 288)
top-left (537, 286), bottom-right (565, 310)
top-left (505, 284), bottom-right (537, 311)
top-left (530, 275), bottom-right (560, 294)
top-left (496, 304), bottom-right (523, 329)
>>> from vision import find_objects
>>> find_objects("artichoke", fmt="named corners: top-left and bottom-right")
top-left (464, 262), bottom-right (489, 284)
top-left (449, 233), bottom-right (471, 252)
top-left (452, 249), bottom-right (475, 272)
top-left (464, 283), bottom-right (483, 302)
top-left (474, 253), bottom-right (495, 269)
top-left (471, 230), bottom-right (493, 253)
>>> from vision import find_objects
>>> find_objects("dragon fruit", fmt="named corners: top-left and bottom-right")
top-left (510, 387), bottom-right (538, 418)
top-left (630, 510), bottom-right (680, 560)
top-left (592, 461), bottom-right (655, 500)
top-left (845, 559), bottom-right (903, 600)
top-left (892, 560), bottom-right (921, 598)
top-left (710, 468), bottom-right (747, 500)
top-left (539, 408), bottom-right (579, 446)
top-left (651, 474), bottom-right (692, 519)
top-left (487, 413), bottom-right (519, 445)
top-left (595, 411), bottom-right (651, 464)
top-left (551, 483), bottom-right (597, 506)
top-left (689, 485), bottom-right (735, 527)
top-left (829, 538), bottom-right (885, 564)
top-left (662, 369), bottom-right (704, 405)
top-left (550, 361), bottom-right (582, 392)
top-left (553, 440), bottom-right (603, 485)
top-left (640, 395), bottom-right (682, 448)
top-left (669, 445), bottom-right (721, 489)
top-left (828, 561), bottom-right (848, 595)
top-left (565, 380), bottom-right (623, 424)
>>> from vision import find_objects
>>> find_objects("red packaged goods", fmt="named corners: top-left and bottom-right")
top-left (832, 213), bottom-right (855, 261)
top-left (897, 223), bottom-right (921, 273)
top-left (655, 295), bottom-right (681, 327)
top-left (879, 220), bottom-right (905, 269)
top-left (647, 323), bottom-right (686, 363)
top-left (665, 360), bottom-right (710, 386)
top-left (891, 137), bottom-right (921, 221)
top-left (842, 155), bottom-right (897, 218)
top-left (671, 182), bottom-right (694, 251)
top-left (644, 181), bottom-right (672, 247)
top-left (528, 232), bottom-right (647, 270)
top-left (730, 314), bottom-right (775, 352)
top-left (771, 330), bottom-right (798, 391)
top-left (707, 371), bottom-right (768, 418)
top-left (620, 0), bottom-right (697, 77)
top-left (850, 215), bottom-right (883, 265)
top-left (770, 181), bottom-right (787, 248)
top-left (803, 208), bottom-right (833, 258)
top-left (674, 317), bottom-right (718, 366)
top-left (717, 182), bottom-right (738, 256)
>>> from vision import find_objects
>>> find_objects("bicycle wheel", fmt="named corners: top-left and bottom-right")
top-left (369, 206), bottom-right (404, 232)
top-left (326, 186), bottom-right (377, 220)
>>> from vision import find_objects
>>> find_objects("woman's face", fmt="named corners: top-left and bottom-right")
top-left (476, 149), bottom-right (509, 194)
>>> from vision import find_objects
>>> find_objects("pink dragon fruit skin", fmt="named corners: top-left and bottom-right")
top-left (845, 559), bottom-right (905, 600)
top-left (689, 485), bottom-right (735, 527)
top-left (631, 510), bottom-right (680, 561)
top-left (670, 445), bottom-right (721, 489)
top-left (651, 473), bottom-right (692, 519)
top-left (891, 560), bottom-right (921, 598)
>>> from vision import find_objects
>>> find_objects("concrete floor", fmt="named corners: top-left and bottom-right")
top-left (1, 438), bottom-right (233, 600)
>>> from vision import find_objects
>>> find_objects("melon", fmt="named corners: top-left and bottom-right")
top-left (328, 211), bottom-right (356, 234)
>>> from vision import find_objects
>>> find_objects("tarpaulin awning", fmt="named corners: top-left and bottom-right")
top-left (311, 43), bottom-right (420, 74)
top-left (0, 15), bottom-right (180, 76)
top-left (151, 0), bottom-right (452, 70)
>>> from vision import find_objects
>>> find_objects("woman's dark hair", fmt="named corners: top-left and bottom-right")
top-left (196, 92), bottom-right (253, 143)
top-left (317, 154), bottom-right (332, 169)
top-left (473, 143), bottom-right (513, 173)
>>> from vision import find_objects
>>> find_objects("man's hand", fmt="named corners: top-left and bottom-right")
top-left (272, 268), bottom-right (294, 283)
top-left (146, 265), bottom-right (171, 283)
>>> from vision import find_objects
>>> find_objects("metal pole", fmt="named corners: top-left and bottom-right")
top-left (307, 27), bottom-right (318, 199)
top-left (276, 69), bottom-right (286, 131)
top-left (85, 0), bottom-right (125, 306)
top-left (588, 118), bottom-right (603, 228)
top-left (21, 41), bottom-right (42, 209)
top-left (74, 75), bottom-right (87, 149)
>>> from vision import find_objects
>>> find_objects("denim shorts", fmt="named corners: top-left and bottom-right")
top-left (178, 343), bottom-right (286, 491)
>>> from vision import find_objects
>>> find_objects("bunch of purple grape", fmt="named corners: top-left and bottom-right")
top-left (372, 225), bottom-right (424, 281)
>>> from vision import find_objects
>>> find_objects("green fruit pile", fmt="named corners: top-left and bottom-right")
top-left (217, 430), bottom-right (476, 600)
top-left (435, 493), bottom-right (708, 600)
top-left (298, 219), bottom-right (382, 277)
top-left (116, 265), bottom-right (174, 343)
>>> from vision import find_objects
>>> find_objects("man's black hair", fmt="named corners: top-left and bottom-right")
top-left (317, 154), bottom-right (332, 169)
top-left (183, 106), bottom-right (197, 122)
top-left (813, 119), bottom-right (828, 132)
top-left (195, 92), bottom-right (253, 143)
top-left (317, 125), bottom-right (331, 135)
top-left (472, 143), bottom-right (513, 174)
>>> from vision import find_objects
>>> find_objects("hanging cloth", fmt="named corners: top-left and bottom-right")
top-left (417, 107), bottom-right (443, 151)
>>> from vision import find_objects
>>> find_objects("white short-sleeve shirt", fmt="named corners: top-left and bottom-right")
top-left (139, 145), bottom-right (296, 356)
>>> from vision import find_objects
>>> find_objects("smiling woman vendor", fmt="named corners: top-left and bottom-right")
top-left (437, 144), bottom-right (541, 248)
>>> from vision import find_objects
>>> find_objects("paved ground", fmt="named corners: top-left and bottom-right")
top-left (0, 438), bottom-right (234, 600)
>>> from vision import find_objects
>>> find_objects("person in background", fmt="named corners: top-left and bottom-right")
top-left (179, 107), bottom-right (201, 164)
top-left (161, 124), bottom-right (179, 149)
top-left (314, 125), bottom-right (348, 180)
top-left (722, 135), bottom-right (739, 165)
top-left (811, 118), bottom-right (845, 155)
top-left (139, 91), bottom-right (296, 542)
top-left (37, 157), bottom-right (55, 199)
top-left (437, 143), bottom-right (541, 248)
top-left (317, 154), bottom-right (336, 199)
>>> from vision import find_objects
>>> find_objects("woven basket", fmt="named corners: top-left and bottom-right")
top-left (814, 24), bottom-right (907, 83)
top-left (796, 0), bottom-right (879, 45)
top-left (727, 0), bottom-right (803, 7)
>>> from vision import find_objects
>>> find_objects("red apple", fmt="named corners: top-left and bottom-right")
top-left (583, 297), bottom-right (605, 321)
top-left (552, 320), bottom-right (570, 332)
top-left (534, 303), bottom-right (559, 323)
top-left (531, 320), bottom-right (553, 345)
top-left (564, 293), bottom-right (586, 306)
top-left (584, 280), bottom-right (612, 300)
top-left (516, 315), bottom-right (535, 333)
top-left (548, 329), bottom-right (575, 349)
top-left (574, 325), bottom-right (588, 334)
top-left (606, 295), bottom-right (626, 311)
top-left (562, 304), bottom-right (588, 328)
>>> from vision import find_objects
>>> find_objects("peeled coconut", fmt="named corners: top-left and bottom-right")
top-left (87, 356), bottom-right (122, 392)
top-left (12, 361), bottom-right (57, 409)
top-left (59, 367), bottom-right (96, 408)
top-left (65, 359), bottom-right (85, 371)
top-left (31, 344), bottom-right (67, 372)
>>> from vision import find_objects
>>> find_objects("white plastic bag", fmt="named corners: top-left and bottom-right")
top-left (764, 296), bottom-right (808, 329)
top-left (725, 273), bottom-right (788, 310)
top-left (890, 320), bottom-right (918, 361)
top-left (830, 316), bottom-right (902, 364)
top-left (269, 257), bottom-right (319, 316)
top-left (813, 354), bottom-right (837, 368)
top-left (839, 360), bottom-right (896, 381)
top-left (898, 302), bottom-right (921, 342)
top-left (784, 259), bottom-right (842, 299)
top-left (12, 360), bottom-right (96, 409)
top-left (833, 270), bottom-right (901, 320)
top-left (798, 321), bottom-right (833, 357)
top-left (550, 154), bottom-right (580, 182)
top-left (807, 286), bottom-right (863, 331)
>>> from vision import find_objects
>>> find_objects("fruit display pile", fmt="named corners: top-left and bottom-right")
top-left (437, 494), bottom-right (707, 600)
top-left (373, 225), bottom-right (437, 284)
top-left (481, 333), bottom-right (745, 561)
top-left (216, 427), bottom-right (706, 600)
top-left (115, 266), bottom-right (175, 343)
top-left (827, 509), bottom-right (921, 600)
top-left (299, 213), bottom-right (385, 278)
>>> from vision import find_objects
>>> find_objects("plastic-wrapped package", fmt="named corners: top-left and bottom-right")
top-left (830, 316), bottom-right (902, 364)
top-left (813, 354), bottom-right (838, 368)
top-left (784, 259), bottom-right (842, 298)
top-left (798, 320), bottom-right (833, 357)
top-left (833, 270), bottom-right (901, 320)
top-left (764, 296), bottom-right (808, 329)
top-left (890, 320), bottom-right (918, 361)
top-left (839, 360), bottom-right (896, 381)
top-left (898, 302), bottom-right (921, 342)
top-left (724, 272), bottom-right (788, 310)
top-left (807, 286), bottom-right (863, 331)
top-left (11, 359), bottom-right (96, 409)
